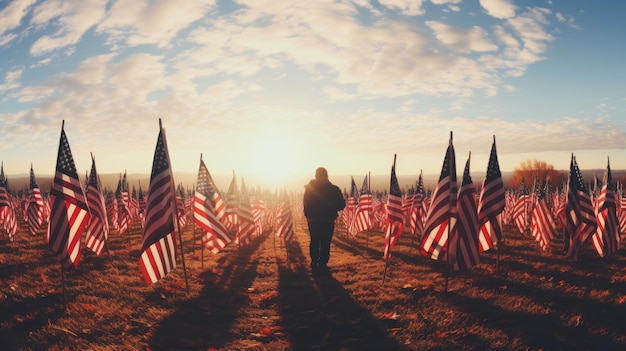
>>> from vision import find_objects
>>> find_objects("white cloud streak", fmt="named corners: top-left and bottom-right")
top-left (29, 0), bottom-right (107, 56)
top-left (479, 0), bottom-right (517, 19)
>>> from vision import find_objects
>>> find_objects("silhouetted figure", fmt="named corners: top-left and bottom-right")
top-left (303, 167), bottom-right (346, 271)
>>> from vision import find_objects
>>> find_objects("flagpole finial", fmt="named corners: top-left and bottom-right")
top-left (200, 153), bottom-right (203, 161)
top-left (159, 118), bottom-right (162, 129)
top-left (450, 131), bottom-right (453, 140)
top-left (61, 120), bottom-right (65, 130)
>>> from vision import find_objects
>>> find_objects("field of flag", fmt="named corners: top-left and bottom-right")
top-left (1, 124), bottom-right (626, 350)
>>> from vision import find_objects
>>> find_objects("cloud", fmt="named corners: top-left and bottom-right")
top-left (96, 0), bottom-right (214, 48)
top-left (29, 0), bottom-right (107, 56)
top-left (0, 68), bottom-right (23, 94)
top-left (426, 21), bottom-right (498, 53)
top-left (29, 57), bottom-right (52, 68)
top-left (555, 12), bottom-right (581, 30)
top-left (0, 0), bottom-right (36, 36)
top-left (378, 0), bottom-right (426, 16)
top-left (507, 7), bottom-right (553, 58)
top-left (479, 0), bottom-right (517, 19)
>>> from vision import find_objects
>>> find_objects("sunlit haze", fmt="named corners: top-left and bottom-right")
top-left (1, 0), bottom-right (625, 191)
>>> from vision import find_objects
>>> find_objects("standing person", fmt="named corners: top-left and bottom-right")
top-left (303, 167), bottom-right (346, 271)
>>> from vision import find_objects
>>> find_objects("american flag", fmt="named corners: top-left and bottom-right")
top-left (47, 123), bottom-right (90, 269)
top-left (0, 165), bottom-right (17, 241)
top-left (402, 194), bottom-right (415, 227)
top-left (194, 156), bottom-right (231, 254)
top-left (408, 171), bottom-right (426, 238)
top-left (345, 177), bottom-right (359, 236)
top-left (619, 195), bottom-right (626, 235)
top-left (591, 158), bottom-right (620, 257)
top-left (137, 182), bottom-right (146, 227)
top-left (449, 154), bottom-right (479, 271)
top-left (512, 180), bottom-right (530, 234)
top-left (27, 165), bottom-right (44, 236)
top-left (275, 189), bottom-right (295, 242)
top-left (421, 133), bottom-right (457, 261)
top-left (224, 172), bottom-right (239, 232)
top-left (383, 157), bottom-right (404, 260)
top-left (0, 163), bottom-right (8, 209)
top-left (107, 194), bottom-right (119, 231)
top-left (530, 181), bottom-right (556, 251)
top-left (564, 154), bottom-right (597, 258)
top-left (176, 184), bottom-right (187, 228)
top-left (85, 156), bottom-right (109, 256)
top-left (354, 174), bottom-right (373, 234)
top-left (138, 122), bottom-right (178, 285)
top-left (251, 196), bottom-right (265, 235)
top-left (235, 178), bottom-right (255, 246)
top-left (477, 136), bottom-right (505, 252)
top-left (115, 175), bottom-right (130, 234)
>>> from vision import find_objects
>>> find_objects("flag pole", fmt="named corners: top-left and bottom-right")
top-left (160, 119), bottom-right (189, 293)
top-left (444, 132), bottom-right (455, 293)
top-left (58, 120), bottom-right (68, 310)
top-left (382, 154), bottom-right (396, 285)
top-left (192, 182), bottom-right (196, 255)
top-left (367, 171), bottom-right (371, 249)
top-left (199, 154), bottom-right (205, 270)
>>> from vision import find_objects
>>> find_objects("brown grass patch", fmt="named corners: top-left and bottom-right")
top-left (1, 218), bottom-right (625, 350)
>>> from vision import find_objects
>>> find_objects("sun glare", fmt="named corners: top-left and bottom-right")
top-left (245, 132), bottom-right (305, 189)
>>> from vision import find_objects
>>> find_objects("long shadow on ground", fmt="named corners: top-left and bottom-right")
top-left (277, 239), bottom-right (405, 351)
top-left (446, 269), bottom-right (626, 351)
top-left (146, 233), bottom-right (267, 351)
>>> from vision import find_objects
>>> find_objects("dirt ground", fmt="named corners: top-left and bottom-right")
top-left (1, 215), bottom-right (625, 351)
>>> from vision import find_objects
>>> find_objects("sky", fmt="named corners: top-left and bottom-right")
top-left (1, 0), bottom-right (626, 190)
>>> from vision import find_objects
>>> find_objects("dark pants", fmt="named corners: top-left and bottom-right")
top-left (308, 220), bottom-right (335, 267)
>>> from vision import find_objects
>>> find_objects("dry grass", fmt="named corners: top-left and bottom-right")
top-left (1, 218), bottom-right (625, 351)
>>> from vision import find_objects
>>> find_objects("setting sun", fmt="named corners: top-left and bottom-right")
top-left (243, 130), bottom-right (308, 189)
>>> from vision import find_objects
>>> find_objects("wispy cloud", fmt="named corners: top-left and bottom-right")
top-left (480, 0), bottom-right (517, 19)
top-left (29, 0), bottom-right (107, 56)
top-left (96, 0), bottom-right (214, 48)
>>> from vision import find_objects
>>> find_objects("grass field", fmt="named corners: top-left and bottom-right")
top-left (1, 215), bottom-right (625, 350)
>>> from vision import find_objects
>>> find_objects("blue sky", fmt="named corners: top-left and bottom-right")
top-left (1, 0), bottom-right (625, 188)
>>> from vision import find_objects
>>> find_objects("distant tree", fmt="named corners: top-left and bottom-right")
top-left (508, 159), bottom-right (566, 189)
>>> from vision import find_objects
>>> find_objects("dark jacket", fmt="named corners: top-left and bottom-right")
top-left (303, 178), bottom-right (346, 222)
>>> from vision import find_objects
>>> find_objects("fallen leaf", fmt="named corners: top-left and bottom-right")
top-left (433, 330), bottom-right (448, 339)
top-left (381, 312), bottom-right (400, 320)
top-left (259, 327), bottom-right (272, 337)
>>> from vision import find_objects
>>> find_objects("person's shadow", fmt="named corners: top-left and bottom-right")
top-left (277, 240), bottom-right (404, 350)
